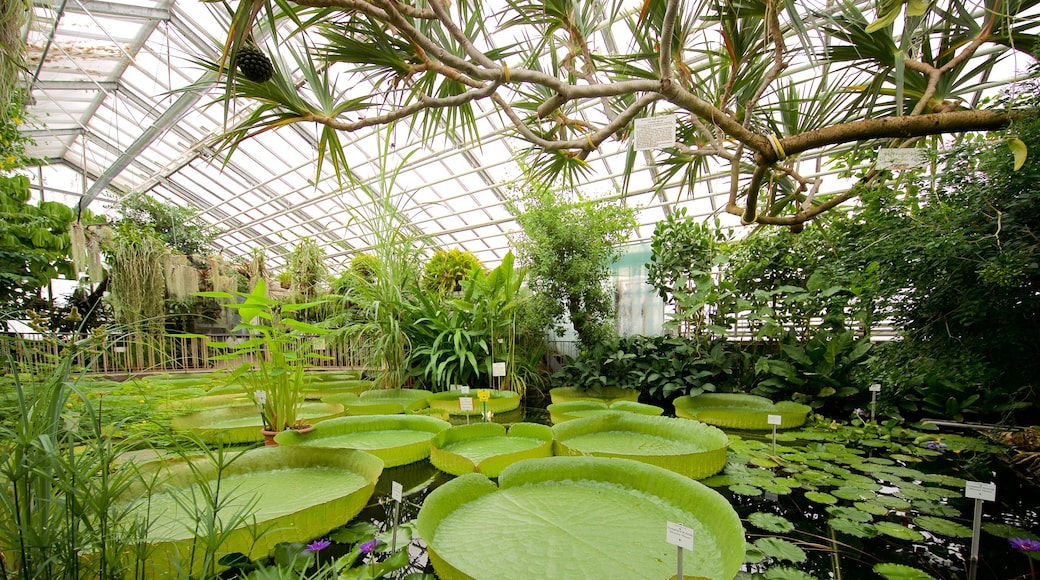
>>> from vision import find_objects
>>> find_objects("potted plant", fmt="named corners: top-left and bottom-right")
top-left (198, 279), bottom-right (328, 439)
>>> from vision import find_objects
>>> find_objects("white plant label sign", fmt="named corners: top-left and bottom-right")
top-left (459, 397), bottom-right (474, 411)
top-left (767, 414), bottom-right (782, 426)
top-left (391, 481), bottom-right (403, 503)
top-left (666, 522), bottom-right (694, 550)
top-left (492, 362), bottom-right (507, 377)
top-left (869, 384), bottom-right (882, 392)
top-left (634, 114), bottom-right (677, 150)
top-left (459, 385), bottom-right (470, 395)
top-left (964, 481), bottom-right (996, 502)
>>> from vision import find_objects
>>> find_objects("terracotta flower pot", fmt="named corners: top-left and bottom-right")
top-left (261, 424), bottom-right (314, 446)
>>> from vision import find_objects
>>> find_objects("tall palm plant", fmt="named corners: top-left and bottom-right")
top-left (205, 0), bottom-right (1036, 230)
top-left (333, 128), bottom-right (429, 389)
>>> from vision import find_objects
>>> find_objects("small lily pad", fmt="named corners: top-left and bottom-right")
top-left (854, 501), bottom-right (890, 516)
top-left (913, 501), bottom-right (960, 518)
top-left (829, 518), bottom-right (878, 538)
top-left (754, 537), bottom-right (807, 563)
top-left (875, 521), bottom-right (925, 541)
top-left (827, 506), bottom-right (873, 523)
top-left (731, 483), bottom-right (764, 496)
top-left (913, 516), bottom-right (972, 538)
top-left (804, 491), bottom-right (838, 505)
top-left (982, 522), bottom-right (1038, 539)
top-left (832, 487), bottom-right (876, 501)
top-left (748, 512), bottom-right (795, 533)
top-left (873, 563), bottom-right (936, 579)
top-left (763, 566), bottom-right (818, 580)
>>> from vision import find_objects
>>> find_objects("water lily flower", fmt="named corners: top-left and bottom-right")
top-left (1010, 538), bottom-right (1040, 552)
top-left (924, 440), bottom-right (948, 451)
top-left (853, 408), bottom-right (865, 417)
top-left (305, 538), bottom-right (330, 552)
top-left (359, 538), bottom-right (380, 554)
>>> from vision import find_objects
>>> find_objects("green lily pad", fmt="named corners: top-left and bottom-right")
top-left (913, 516), bottom-right (972, 538)
top-left (875, 521), bottom-right (925, 541)
top-left (416, 457), bottom-right (746, 580)
top-left (827, 506), bottom-right (874, 523)
top-left (546, 400), bottom-right (663, 424)
top-left (873, 563), bottom-right (936, 579)
top-left (429, 422), bottom-right (553, 478)
top-left (854, 501), bottom-right (890, 516)
top-left (169, 399), bottom-right (344, 444)
top-left (829, 517), bottom-right (878, 538)
top-left (275, 414), bottom-right (451, 467)
top-left (552, 413), bottom-right (729, 480)
top-left (748, 512), bottom-right (795, 533)
top-left (323, 388), bottom-right (431, 415)
top-left (763, 566), bottom-right (819, 580)
top-left (730, 483), bottom-right (764, 496)
top-left (913, 501), bottom-right (960, 518)
top-left (754, 537), bottom-right (807, 563)
top-left (804, 491), bottom-right (838, 505)
top-left (548, 386), bottom-right (640, 404)
top-left (832, 486), bottom-right (877, 501)
top-left (982, 522), bottom-right (1038, 539)
top-left (427, 390), bottom-right (521, 415)
top-left (126, 447), bottom-right (381, 577)
top-left (673, 393), bottom-right (811, 430)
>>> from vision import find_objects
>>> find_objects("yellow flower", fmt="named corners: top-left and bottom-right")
top-left (65, 402), bottom-right (73, 408)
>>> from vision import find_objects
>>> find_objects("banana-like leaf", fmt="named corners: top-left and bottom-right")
top-left (169, 400), bottom-right (344, 443)
top-left (124, 447), bottom-right (382, 578)
top-left (429, 422), bottom-right (553, 477)
top-left (426, 389), bottom-right (521, 415)
top-left (548, 385), bottom-right (641, 404)
top-left (552, 414), bottom-right (729, 480)
top-left (275, 414), bottom-right (451, 467)
top-left (547, 400), bottom-right (664, 424)
top-left (323, 388), bottom-right (432, 415)
top-left (674, 393), bottom-right (812, 430)
top-left (416, 456), bottom-right (745, 579)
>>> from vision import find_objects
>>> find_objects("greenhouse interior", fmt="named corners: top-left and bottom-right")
top-left (2, 0), bottom-right (1040, 578)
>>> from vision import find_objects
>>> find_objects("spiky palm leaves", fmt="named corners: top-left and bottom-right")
top-left (208, 0), bottom-right (1035, 227)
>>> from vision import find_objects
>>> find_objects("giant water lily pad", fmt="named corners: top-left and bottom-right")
top-left (547, 400), bottom-right (663, 424)
top-left (673, 393), bottom-right (811, 430)
top-left (303, 370), bottom-right (364, 383)
top-left (426, 389), bottom-right (520, 415)
top-left (126, 446), bottom-right (382, 577)
top-left (275, 414), bottom-right (451, 467)
top-left (548, 385), bottom-right (640, 404)
top-left (429, 422), bottom-right (553, 477)
top-left (323, 388), bottom-right (431, 415)
top-left (552, 413), bottom-right (729, 479)
top-left (169, 398), bottom-right (344, 443)
top-left (416, 456), bottom-right (745, 580)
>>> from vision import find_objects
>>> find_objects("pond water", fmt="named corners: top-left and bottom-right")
top-left (276, 407), bottom-right (1040, 579)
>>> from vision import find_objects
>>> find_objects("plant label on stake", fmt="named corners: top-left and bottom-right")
top-left (391, 481), bottom-right (403, 552)
top-left (965, 480), bottom-right (996, 580)
top-left (478, 389), bottom-right (490, 423)
top-left (492, 361), bottom-right (506, 390)
top-left (768, 414), bottom-right (782, 454)
top-left (459, 385), bottom-right (470, 395)
top-left (460, 397), bottom-right (473, 424)
top-left (869, 384), bottom-right (881, 422)
top-left (666, 521), bottom-right (694, 579)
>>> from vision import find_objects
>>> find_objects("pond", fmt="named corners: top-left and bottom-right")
top-left (221, 406), bottom-right (1040, 579)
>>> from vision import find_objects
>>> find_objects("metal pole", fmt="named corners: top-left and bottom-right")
top-left (968, 498), bottom-right (983, 580)
top-left (676, 546), bottom-right (683, 580)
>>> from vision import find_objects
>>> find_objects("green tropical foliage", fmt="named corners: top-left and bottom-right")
top-left (506, 181), bottom-right (635, 351)
top-left (0, 175), bottom-right (79, 317)
top-left (421, 248), bottom-right (482, 295)
top-left (205, 0), bottom-right (1034, 228)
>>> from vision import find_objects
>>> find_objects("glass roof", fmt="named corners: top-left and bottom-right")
top-left (20, 0), bottom-right (1038, 271)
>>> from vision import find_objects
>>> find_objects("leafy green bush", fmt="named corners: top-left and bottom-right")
top-left (552, 335), bottom-right (751, 406)
top-left (421, 248), bottom-right (482, 295)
